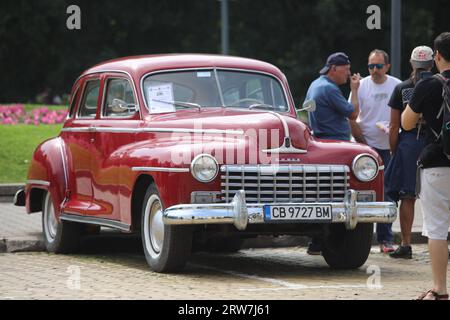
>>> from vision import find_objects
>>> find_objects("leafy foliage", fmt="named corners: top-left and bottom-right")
top-left (1, 0), bottom-right (449, 105)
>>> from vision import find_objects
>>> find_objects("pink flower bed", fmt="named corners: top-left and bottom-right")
top-left (0, 104), bottom-right (68, 125)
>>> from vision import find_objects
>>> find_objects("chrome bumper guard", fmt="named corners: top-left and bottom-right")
top-left (163, 189), bottom-right (397, 231)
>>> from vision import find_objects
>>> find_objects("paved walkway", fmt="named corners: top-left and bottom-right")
top-left (0, 244), bottom-right (444, 300)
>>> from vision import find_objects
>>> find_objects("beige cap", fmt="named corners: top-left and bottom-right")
top-left (410, 46), bottom-right (434, 68)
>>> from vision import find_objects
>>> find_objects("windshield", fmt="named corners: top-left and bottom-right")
top-left (143, 69), bottom-right (288, 113)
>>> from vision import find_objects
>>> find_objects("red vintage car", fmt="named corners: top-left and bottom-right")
top-left (14, 54), bottom-right (396, 272)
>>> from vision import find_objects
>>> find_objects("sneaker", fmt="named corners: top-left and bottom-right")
top-left (379, 242), bottom-right (395, 253)
top-left (307, 242), bottom-right (322, 255)
top-left (389, 245), bottom-right (412, 259)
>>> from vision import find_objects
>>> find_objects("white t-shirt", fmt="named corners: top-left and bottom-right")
top-left (349, 75), bottom-right (401, 150)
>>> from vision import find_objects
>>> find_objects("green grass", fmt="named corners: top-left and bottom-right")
top-left (0, 124), bottom-right (63, 183)
top-left (23, 104), bottom-right (68, 113)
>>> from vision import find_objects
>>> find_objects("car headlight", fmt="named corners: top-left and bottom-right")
top-left (191, 154), bottom-right (219, 183)
top-left (352, 154), bottom-right (379, 182)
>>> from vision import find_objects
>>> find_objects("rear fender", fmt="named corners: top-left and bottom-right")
top-left (26, 137), bottom-right (68, 215)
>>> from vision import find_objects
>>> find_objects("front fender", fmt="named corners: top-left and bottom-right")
top-left (125, 136), bottom-right (248, 208)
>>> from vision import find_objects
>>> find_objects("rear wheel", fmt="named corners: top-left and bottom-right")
top-left (141, 184), bottom-right (193, 273)
top-left (42, 192), bottom-right (81, 253)
top-left (322, 223), bottom-right (373, 269)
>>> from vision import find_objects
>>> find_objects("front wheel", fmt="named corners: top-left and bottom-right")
top-left (42, 191), bottom-right (81, 253)
top-left (322, 223), bottom-right (373, 269)
top-left (141, 184), bottom-right (193, 273)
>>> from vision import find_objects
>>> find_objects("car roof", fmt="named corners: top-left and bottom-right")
top-left (81, 54), bottom-right (285, 80)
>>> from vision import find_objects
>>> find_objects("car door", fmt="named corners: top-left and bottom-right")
top-left (88, 73), bottom-right (140, 221)
top-left (62, 76), bottom-right (101, 215)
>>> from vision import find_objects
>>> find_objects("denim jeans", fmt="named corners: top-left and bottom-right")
top-left (374, 148), bottom-right (394, 243)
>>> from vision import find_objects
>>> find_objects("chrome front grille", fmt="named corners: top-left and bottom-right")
top-left (221, 165), bottom-right (350, 203)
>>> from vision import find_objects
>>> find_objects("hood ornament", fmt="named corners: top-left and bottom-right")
top-left (261, 110), bottom-right (308, 154)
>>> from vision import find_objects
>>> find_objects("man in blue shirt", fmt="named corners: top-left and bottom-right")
top-left (306, 52), bottom-right (361, 141)
top-left (304, 52), bottom-right (361, 255)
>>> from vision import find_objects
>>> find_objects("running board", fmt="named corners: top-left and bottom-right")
top-left (60, 212), bottom-right (131, 232)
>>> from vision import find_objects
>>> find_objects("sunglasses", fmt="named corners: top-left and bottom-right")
top-left (368, 63), bottom-right (385, 70)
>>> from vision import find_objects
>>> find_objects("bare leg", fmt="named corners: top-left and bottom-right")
top-left (423, 239), bottom-right (448, 299)
top-left (399, 198), bottom-right (415, 246)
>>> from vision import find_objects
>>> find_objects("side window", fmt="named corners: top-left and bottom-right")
top-left (68, 86), bottom-right (80, 118)
top-left (104, 78), bottom-right (136, 117)
top-left (78, 80), bottom-right (100, 118)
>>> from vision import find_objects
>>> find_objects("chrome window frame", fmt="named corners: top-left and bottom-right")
top-left (76, 78), bottom-right (101, 119)
top-left (68, 84), bottom-right (80, 119)
top-left (76, 70), bottom-right (142, 120)
top-left (100, 76), bottom-right (139, 120)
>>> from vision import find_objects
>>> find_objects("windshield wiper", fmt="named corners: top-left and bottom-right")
top-left (151, 99), bottom-right (202, 110)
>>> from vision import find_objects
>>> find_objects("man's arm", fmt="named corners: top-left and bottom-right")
top-left (389, 109), bottom-right (401, 153)
top-left (350, 120), bottom-right (367, 144)
top-left (401, 105), bottom-right (421, 131)
top-left (348, 74), bottom-right (361, 120)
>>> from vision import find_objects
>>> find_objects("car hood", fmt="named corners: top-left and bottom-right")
top-left (144, 108), bottom-right (310, 151)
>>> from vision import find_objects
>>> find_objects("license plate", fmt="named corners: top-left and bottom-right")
top-left (264, 205), bottom-right (332, 222)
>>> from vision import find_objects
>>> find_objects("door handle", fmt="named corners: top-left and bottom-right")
top-left (89, 126), bottom-right (95, 143)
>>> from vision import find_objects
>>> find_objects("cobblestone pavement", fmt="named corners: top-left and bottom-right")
top-left (0, 244), bottom-right (445, 300)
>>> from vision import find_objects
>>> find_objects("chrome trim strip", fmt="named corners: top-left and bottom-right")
top-left (57, 137), bottom-right (69, 193)
top-left (60, 213), bottom-right (131, 232)
top-left (132, 167), bottom-right (190, 173)
top-left (61, 127), bottom-right (93, 132)
top-left (220, 164), bottom-right (350, 173)
top-left (267, 111), bottom-right (290, 139)
top-left (163, 189), bottom-right (397, 231)
top-left (27, 180), bottom-right (50, 186)
top-left (61, 127), bottom-right (244, 135)
top-left (140, 67), bottom-right (292, 114)
top-left (379, 165), bottom-right (385, 170)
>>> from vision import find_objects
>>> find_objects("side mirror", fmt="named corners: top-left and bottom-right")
top-left (110, 99), bottom-right (138, 114)
top-left (298, 99), bottom-right (316, 112)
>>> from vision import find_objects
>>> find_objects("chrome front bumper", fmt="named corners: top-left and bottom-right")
top-left (162, 189), bottom-right (397, 231)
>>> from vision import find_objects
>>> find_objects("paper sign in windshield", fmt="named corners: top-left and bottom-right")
top-left (148, 83), bottom-right (175, 113)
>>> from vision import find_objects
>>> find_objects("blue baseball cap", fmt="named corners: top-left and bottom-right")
top-left (319, 52), bottom-right (351, 75)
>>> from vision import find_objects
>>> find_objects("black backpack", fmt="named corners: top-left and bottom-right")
top-left (432, 74), bottom-right (450, 160)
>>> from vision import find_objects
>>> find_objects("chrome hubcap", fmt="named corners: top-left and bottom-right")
top-left (144, 194), bottom-right (165, 257)
top-left (44, 193), bottom-right (58, 241)
top-left (150, 200), bottom-right (164, 253)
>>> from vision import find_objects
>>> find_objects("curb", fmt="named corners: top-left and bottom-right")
top-left (0, 184), bottom-right (24, 203)
top-left (0, 238), bottom-right (45, 253)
